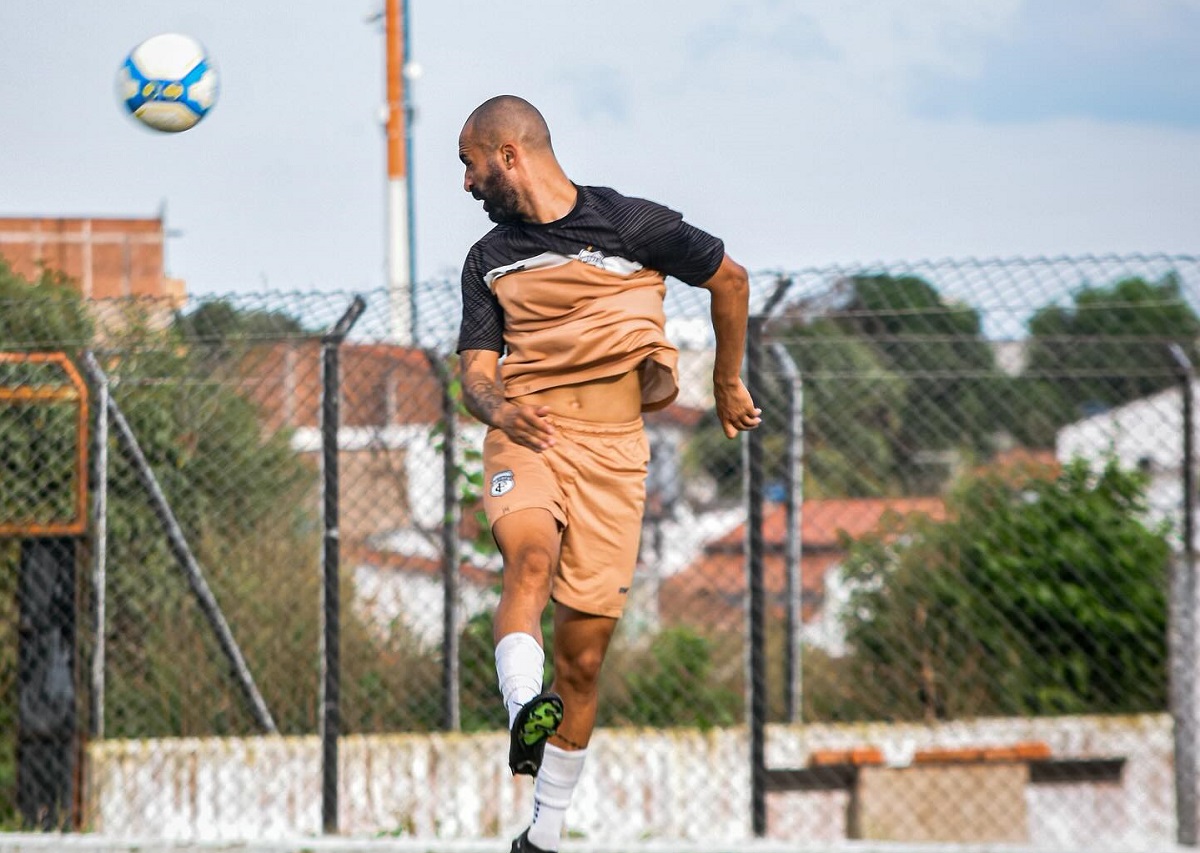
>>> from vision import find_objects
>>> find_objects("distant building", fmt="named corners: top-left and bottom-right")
top-left (0, 215), bottom-right (186, 303)
top-left (241, 339), bottom-right (495, 644)
top-left (1057, 381), bottom-right (1193, 546)
top-left (242, 340), bottom-right (484, 536)
top-left (0, 215), bottom-right (188, 335)
top-left (662, 497), bottom-right (948, 655)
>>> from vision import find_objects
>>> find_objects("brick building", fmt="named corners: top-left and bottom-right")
top-left (0, 215), bottom-right (186, 305)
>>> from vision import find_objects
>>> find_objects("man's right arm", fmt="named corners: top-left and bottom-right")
top-left (700, 254), bottom-right (762, 439)
top-left (460, 349), bottom-right (557, 451)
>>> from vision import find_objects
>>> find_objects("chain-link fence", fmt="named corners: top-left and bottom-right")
top-left (2, 253), bottom-right (1200, 849)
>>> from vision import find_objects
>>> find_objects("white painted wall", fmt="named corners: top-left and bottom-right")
top-left (86, 715), bottom-right (1178, 849)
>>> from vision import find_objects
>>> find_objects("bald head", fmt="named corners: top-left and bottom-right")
top-left (459, 95), bottom-right (577, 224)
top-left (463, 95), bottom-right (553, 152)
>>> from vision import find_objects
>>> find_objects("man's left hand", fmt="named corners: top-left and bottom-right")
top-left (714, 378), bottom-right (762, 438)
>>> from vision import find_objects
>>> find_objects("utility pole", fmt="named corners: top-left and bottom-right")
top-left (384, 0), bottom-right (416, 345)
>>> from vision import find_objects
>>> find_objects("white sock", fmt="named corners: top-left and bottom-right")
top-left (527, 744), bottom-right (587, 851)
top-left (494, 632), bottom-right (544, 730)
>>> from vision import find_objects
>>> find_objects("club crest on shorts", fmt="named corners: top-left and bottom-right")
top-left (490, 469), bottom-right (515, 497)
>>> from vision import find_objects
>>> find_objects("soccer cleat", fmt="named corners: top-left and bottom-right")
top-left (510, 828), bottom-right (552, 853)
top-left (508, 692), bottom-right (564, 777)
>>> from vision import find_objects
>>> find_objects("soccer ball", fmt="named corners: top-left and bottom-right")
top-left (117, 33), bottom-right (219, 133)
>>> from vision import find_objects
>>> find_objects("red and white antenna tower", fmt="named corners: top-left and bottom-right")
top-left (384, 0), bottom-right (416, 344)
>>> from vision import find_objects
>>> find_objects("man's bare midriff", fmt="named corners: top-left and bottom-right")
top-left (512, 369), bottom-right (642, 423)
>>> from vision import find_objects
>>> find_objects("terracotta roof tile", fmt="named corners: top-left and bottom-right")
top-left (661, 497), bottom-right (947, 628)
top-left (711, 497), bottom-right (948, 551)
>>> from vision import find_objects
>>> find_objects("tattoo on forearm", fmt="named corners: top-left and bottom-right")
top-left (463, 375), bottom-right (506, 427)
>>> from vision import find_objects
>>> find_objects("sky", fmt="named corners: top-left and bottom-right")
top-left (1, 0), bottom-right (1199, 300)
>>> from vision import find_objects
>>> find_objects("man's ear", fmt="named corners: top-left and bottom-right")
top-left (500, 142), bottom-right (517, 168)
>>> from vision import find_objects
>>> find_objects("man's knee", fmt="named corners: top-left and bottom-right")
top-left (504, 542), bottom-right (557, 589)
top-left (555, 643), bottom-right (606, 693)
top-left (494, 509), bottom-right (560, 592)
top-left (499, 544), bottom-right (559, 609)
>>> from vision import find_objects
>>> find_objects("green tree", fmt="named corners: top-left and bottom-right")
top-left (1014, 273), bottom-right (1200, 447)
top-left (681, 406), bottom-right (757, 502)
top-left (834, 275), bottom-right (1002, 492)
top-left (787, 318), bottom-right (910, 496)
top-left (1, 269), bottom-right (443, 749)
top-left (686, 316), bottom-right (907, 496)
top-left (174, 299), bottom-right (306, 343)
top-left (0, 258), bottom-right (93, 349)
top-left (686, 316), bottom-right (911, 501)
top-left (688, 275), bottom-right (995, 501)
top-left (0, 260), bottom-right (95, 529)
top-left (829, 458), bottom-right (1169, 722)
top-left (170, 299), bottom-right (310, 402)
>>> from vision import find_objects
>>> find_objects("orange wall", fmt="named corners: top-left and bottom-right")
top-left (0, 216), bottom-right (184, 303)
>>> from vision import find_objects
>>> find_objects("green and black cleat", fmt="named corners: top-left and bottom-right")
top-left (508, 692), bottom-right (564, 777)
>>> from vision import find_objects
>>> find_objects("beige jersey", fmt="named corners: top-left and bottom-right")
top-left (492, 257), bottom-right (677, 409)
top-left (457, 185), bottom-right (725, 412)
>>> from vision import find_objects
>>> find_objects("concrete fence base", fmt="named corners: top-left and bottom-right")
top-left (75, 714), bottom-right (1179, 849)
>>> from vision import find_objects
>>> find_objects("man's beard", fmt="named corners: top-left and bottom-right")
top-left (480, 163), bottom-right (522, 223)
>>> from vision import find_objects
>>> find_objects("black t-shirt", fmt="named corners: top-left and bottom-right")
top-left (457, 185), bottom-right (725, 353)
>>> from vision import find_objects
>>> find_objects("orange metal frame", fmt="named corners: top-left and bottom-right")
top-left (0, 351), bottom-right (89, 537)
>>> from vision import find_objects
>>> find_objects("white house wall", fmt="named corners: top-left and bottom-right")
top-left (1056, 380), bottom-right (1198, 548)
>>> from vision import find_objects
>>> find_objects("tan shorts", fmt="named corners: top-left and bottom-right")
top-left (482, 415), bottom-right (649, 618)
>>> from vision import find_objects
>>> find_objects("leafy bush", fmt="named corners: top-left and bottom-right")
top-left (832, 458), bottom-right (1169, 721)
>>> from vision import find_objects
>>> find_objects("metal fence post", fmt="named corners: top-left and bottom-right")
top-left (320, 296), bottom-right (366, 836)
top-left (745, 311), bottom-right (768, 838)
top-left (89, 361), bottom-right (108, 741)
top-left (1169, 343), bottom-right (1198, 847)
top-left (746, 277), bottom-right (792, 838)
top-left (770, 342), bottom-right (803, 724)
top-left (426, 351), bottom-right (462, 732)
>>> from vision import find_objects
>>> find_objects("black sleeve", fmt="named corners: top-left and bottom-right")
top-left (456, 246), bottom-right (505, 353)
top-left (637, 220), bottom-right (725, 286)
top-left (597, 189), bottom-right (725, 286)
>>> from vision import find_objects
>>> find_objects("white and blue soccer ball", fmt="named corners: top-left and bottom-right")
top-left (117, 33), bottom-right (219, 133)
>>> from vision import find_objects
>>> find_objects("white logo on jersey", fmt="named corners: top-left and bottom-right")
top-left (490, 469), bottom-right (515, 497)
top-left (575, 248), bottom-right (607, 268)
